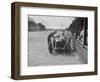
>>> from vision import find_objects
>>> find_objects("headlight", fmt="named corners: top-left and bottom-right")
top-left (55, 39), bottom-right (59, 41)
top-left (55, 39), bottom-right (61, 42)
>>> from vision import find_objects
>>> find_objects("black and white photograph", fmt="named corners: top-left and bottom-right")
top-left (28, 15), bottom-right (88, 66)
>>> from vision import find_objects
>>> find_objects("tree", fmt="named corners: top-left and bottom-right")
top-left (28, 17), bottom-right (37, 31)
top-left (68, 17), bottom-right (85, 37)
top-left (37, 23), bottom-right (46, 31)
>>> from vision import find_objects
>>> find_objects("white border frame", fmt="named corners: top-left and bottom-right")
top-left (20, 7), bottom-right (95, 75)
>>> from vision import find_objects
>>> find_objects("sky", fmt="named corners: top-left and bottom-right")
top-left (28, 15), bottom-right (75, 29)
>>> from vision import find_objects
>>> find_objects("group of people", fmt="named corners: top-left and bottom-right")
top-left (47, 29), bottom-right (75, 54)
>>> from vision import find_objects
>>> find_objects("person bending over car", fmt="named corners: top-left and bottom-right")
top-left (47, 31), bottom-right (57, 53)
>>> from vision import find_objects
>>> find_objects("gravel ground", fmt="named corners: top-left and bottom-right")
top-left (28, 30), bottom-right (86, 66)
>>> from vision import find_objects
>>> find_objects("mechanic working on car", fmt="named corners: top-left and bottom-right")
top-left (47, 30), bottom-right (57, 53)
top-left (47, 30), bottom-right (57, 45)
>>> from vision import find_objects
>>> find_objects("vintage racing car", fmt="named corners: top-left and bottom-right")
top-left (48, 32), bottom-right (67, 54)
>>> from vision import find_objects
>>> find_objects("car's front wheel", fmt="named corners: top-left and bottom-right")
top-left (48, 42), bottom-right (53, 54)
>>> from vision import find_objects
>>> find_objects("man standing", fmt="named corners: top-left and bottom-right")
top-left (64, 29), bottom-right (73, 54)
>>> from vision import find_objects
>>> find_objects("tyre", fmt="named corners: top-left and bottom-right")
top-left (48, 42), bottom-right (53, 54)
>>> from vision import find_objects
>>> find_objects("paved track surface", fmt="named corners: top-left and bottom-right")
top-left (28, 31), bottom-right (86, 66)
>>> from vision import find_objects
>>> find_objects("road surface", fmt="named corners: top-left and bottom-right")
top-left (28, 30), bottom-right (87, 66)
